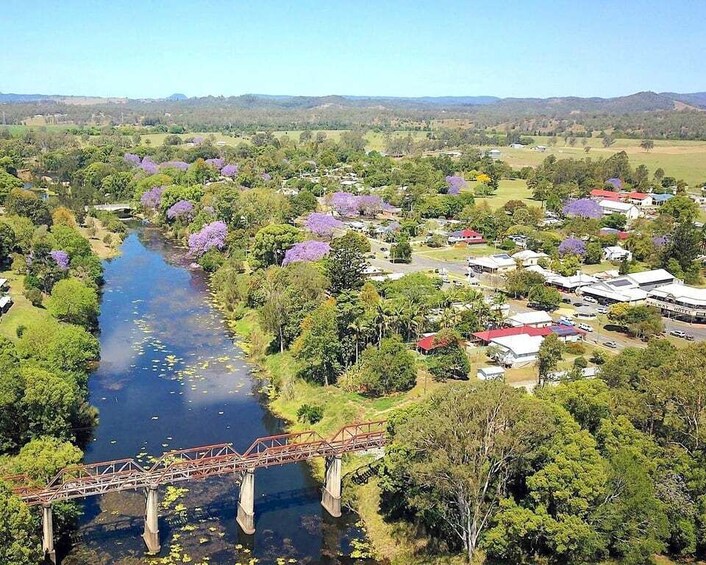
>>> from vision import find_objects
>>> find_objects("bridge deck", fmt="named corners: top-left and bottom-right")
top-left (3, 421), bottom-right (387, 506)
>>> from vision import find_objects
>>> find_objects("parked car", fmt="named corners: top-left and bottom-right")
top-left (686, 334), bottom-right (695, 341)
top-left (583, 296), bottom-right (598, 304)
top-left (596, 306), bottom-right (608, 314)
top-left (578, 323), bottom-right (593, 332)
top-left (670, 330), bottom-right (687, 338)
top-left (605, 341), bottom-right (618, 348)
top-left (558, 316), bottom-right (575, 327)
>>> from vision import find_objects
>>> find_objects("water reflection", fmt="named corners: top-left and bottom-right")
top-left (62, 227), bottom-right (371, 565)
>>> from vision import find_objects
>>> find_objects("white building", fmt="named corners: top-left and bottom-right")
top-left (546, 272), bottom-right (598, 292)
top-left (487, 149), bottom-right (502, 159)
top-left (477, 366), bottom-right (506, 381)
top-left (0, 296), bottom-right (13, 314)
top-left (489, 335), bottom-right (545, 367)
top-left (580, 269), bottom-right (678, 304)
top-left (506, 311), bottom-right (553, 328)
top-left (647, 283), bottom-right (706, 322)
top-left (603, 246), bottom-right (632, 262)
top-left (468, 253), bottom-right (517, 274)
top-left (598, 199), bottom-right (640, 221)
top-left (512, 250), bottom-right (548, 267)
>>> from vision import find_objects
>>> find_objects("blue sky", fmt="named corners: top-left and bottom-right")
top-left (1, 0), bottom-right (704, 99)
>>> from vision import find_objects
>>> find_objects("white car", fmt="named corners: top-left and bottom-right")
top-left (596, 306), bottom-right (608, 314)
top-left (578, 323), bottom-right (593, 332)
top-left (583, 296), bottom-right (598, 304)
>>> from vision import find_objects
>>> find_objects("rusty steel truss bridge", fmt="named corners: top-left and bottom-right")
top-left (2, 420), bottom-right (387, 563)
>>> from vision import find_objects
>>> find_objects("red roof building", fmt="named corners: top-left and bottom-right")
top-left (449, 229), bottom-right (486, 244)
top-left (416, 333), bottom-right (453, 353)
top-left (472, 325), bottom-right (551, 344)
top-left (590, 189), bottom-right (620, 200)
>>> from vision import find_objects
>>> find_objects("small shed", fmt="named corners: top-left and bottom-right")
top-left (477, 366), bottom-right (506, 381)
top-left (0, 296), bottom-right (13, 314)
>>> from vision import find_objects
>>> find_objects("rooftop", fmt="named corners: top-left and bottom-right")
top-left (490, 335), bottom-right (545, 356)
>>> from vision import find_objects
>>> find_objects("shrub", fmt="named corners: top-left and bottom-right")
top-left (565, 342), bottom-right (586, 355)
top-left (297, 404), bottom-right (324, 425)
top-left (198, 248), bottom-right (225, 272)
top-left (102, 234), bottom-right (112, 245)
top-left (573, 356), bottom-right (588, 369)
top-left (23, 288), bottom-right (43, 307)
top-left (15, 324), bottom-right (26, 338)
top-left (590, 350), bottom-right (606, 365)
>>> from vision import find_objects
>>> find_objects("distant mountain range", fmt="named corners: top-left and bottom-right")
top-left (1, 90), bottom-right (705, 113)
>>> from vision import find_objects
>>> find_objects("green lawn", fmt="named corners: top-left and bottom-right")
top-left (415, 243), bottom-right (497, 261)
top-left (467, 179), bottom-right (537, 207)
top-left (0, 271), bottom-right (52, 341)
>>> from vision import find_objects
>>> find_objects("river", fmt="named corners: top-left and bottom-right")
top-left (63, 226), bottom-right (370, 564)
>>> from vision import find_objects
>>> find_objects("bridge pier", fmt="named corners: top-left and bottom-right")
top-left (321, 455), bottom-right (342, 517)
top-left (42, 504), bottom-right (56, 564)
top-left (142, 485), bottom-right (160, 554)
top-left (237, 469), bottom-right (256, 534)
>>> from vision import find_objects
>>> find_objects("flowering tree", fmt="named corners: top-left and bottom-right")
top-left (606, 178), bottom-right (623, 190)
top-left (446, 175), bottom-right (467, 195)
top-left (50, 250), bottom-right (69, 270)
top-left (140, 186), bottom-right (164, 209)
top-left (221, 164), bottom-right (239, 177)
top-left (562, 198), bottom-right (602, 219)
top-left (159, 161), bottom-right (189, 171)
top-left (140, 157), bottom-right (158, 175)
top-left (188, 221), bottom-right (228, 256)
top-left (205, 158), bottom-right (225, 170)
top-left (357, 195), bottom-right (383, 216)
top-left (330, 192), bottom-right (358, 216)
top-left (558, 237), bottom-right (587, 257)
top-left (124, 153), bottom-right (141, 166)
top-left (652, 235), bottom-right (668, 247)
top-left (306, 212), bottom-right (344, 237)
top-left (282, 240), bottom-right (331, 265)
top-left (167, 200), bottom-right (195, 221)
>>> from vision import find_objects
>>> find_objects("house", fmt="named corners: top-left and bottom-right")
top-left (652, 193), bottom-right (674, 206)
top-left (489, 335), bottom-right (545, 367)
top-left (590, 189), bottom-right (620, 200)
top-left (487, 149), bottom-right (501, 159)
top-left (506, 311), bottom-right (553, 328)
top-left (0, 278), bottom-right (7, 290)
top-left (448, 229), bottom-right (485, 245)
top-left (545, 272), bottom-right (598, 292)
top-left (599, 227), bottom-right (629, 240)
top-left (512, 250), bottom-right (548, 267)
top-left (509, 143), bottom-right (524, 149)
top-left (472, 325), bottom-right (551, 345)
top-left (598, 199), bottom-right (640, 221)
top-left (647, 283), bottom-right (706, 322)
top-left (603, 246), bottom-right (632, 262)
top-left (416, 333), bottom-right (455, 354)
top-left (468, 253), bottom-right (517, 274)
top-left (0, 296), bottom-right (13, 314)
top-left (477, 366), bottom-right (506, 381)
top-left (624, 192), bottom-right (653, 206)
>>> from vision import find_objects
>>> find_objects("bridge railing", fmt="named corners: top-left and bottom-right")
top-left (4, 420), bottom-right (388, 506)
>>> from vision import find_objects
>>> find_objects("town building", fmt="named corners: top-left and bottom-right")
top-left (487, 149), bottom-right (501, 159)
top-left (490, 335), bottom-right (545, 367)
top-left (623, 192), bottom-right (653, 206)
top-left (652, 193), bottom-right (674, 206)
top-left (512, 250), bottom-right (548, 267)
top-left (603, 246), bottom-right (632, 262)
top-left (597, 199), bottom-right (640, 221)
top-left (448, 229), bottom-right (485, 245)
top-left (647, 283), bottom-right (706, 322)
top-left (477, 366), bottom-right (506, 380)
top-left (545, 272), bottom-right (598, 292)
top-left (0, 296), bottom-right (13, 314)
top-left (590, 189), bottom-right (620, 200)
top-left (472, 325), bottom-right (551, 345)
top-left (506, 311), bottom-right (553, 328)
top-left (468, 253), bottom-right (517, 274)
top-left (580, 269), bottom-right (678, 304)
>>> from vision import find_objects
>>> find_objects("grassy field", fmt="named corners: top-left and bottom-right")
top-left (468, 178), bottom-right (536, 207)
top-left (0, 271), bottom-right (52, 341)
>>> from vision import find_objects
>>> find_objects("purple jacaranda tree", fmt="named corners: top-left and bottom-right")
top-left (331, 192), bottom-right (359, 216)
top-left (306, 212), bottom-right (344, 237)
top-left (282, 240), bottom-right (331, 265)
top-left (446, 175), bottom-right (467, 195)
top-left (221, 164), bottom-right (239, 177)
top-left (559, 237), bottom-right (587, 257)
top-left (124, 153), bottom-right (141, 166)
top-left (357, 195), bottom-right (384, 216)
top-left (562, 198), bottom-right (602, 219)
top-left (652, 235), bottom-right (668, 247)
top-left (188, 221), bottom-right (228, 257)
top-left (205, 158), bottom-right (225, 170)
top-left (167, 200), bottom-right (195, 221)
top-left (50, 250), bottom-right (69, 270)
top-left (159, 161), bottom-right (189, 171)
top-left (606, 178), bottom-right (623, 190)
top-left (261, 172), bottom-right (272, 182)
top-left (140, 157), bottom-right (159, 175)
top-left (140, 186), bottom-right (164, 209)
